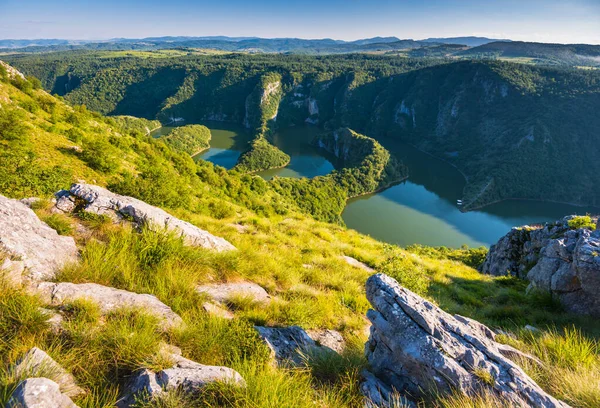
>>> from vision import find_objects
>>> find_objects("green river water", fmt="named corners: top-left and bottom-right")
top-left (153, 124), bottom-right (598, 248)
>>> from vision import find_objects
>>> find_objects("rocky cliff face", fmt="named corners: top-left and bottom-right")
top-left (0, 60), bottom-right (25, 80)
top-left (483, 216), bottom-right (600, 316)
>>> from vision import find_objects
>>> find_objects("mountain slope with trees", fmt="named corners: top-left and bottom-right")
top-left (6, 52), bottom-right (600, 211)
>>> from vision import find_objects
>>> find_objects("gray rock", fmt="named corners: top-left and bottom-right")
top-left (0, 60), bottom-right (26, 80)
top-left (34, 282), bottom-right (183, 330)
top-left (196, 281), bottom-right (271, 304)
top-left (361, 370), bottom-right (417, 408)
top-left (1, 258), bottom-right (24, 286)
top-left (40, 308), bottom-right (64, 333)
top-left (13, 348), bottom-right (83, 398)
top-left (7, 378), bottom-right (78, 408)
top-left (61, 184), bottom-right (235, 252)
top-left (342, 255), bottom-right (375, 272)
top-left (54, 190), bottom-right (77, 213)
top-left (116, 354), bottom-right (245, 407)
top-left (0, 194), bottom-right (79, 281)
top-left (255, 326), bottom-right (338, 366)
top-left (484, 216), bottom-right (600, 316)
top-left (19, 198), bottom-right (41, 208)
top-left (306, 329), bottom-right (346, 354)
top-left (524, 325), bottom-right (541, 333)
top-left (202, 302), bottom-right (234, 319)
top-left (363, 273), bottom-right (569, 408)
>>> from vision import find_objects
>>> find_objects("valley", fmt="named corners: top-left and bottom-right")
top-left (159, 121), bottom-right (598, 248)
top-left (7, 51), bottom-right (600, 217)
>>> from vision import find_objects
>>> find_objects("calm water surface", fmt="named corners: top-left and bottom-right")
top-left (155, 125), bottom-right (598, 248)
top-left (257, 126), bottom-right (335, 180)
top-left (151, 122), bottom-right (252, 169)
top-left (342, 137), bottom-right (599, 247)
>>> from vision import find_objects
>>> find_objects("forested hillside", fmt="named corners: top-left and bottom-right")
top-left (6, 52), bottom-right (600, 210)
top-left (460, 41), bottom-right (600, 66)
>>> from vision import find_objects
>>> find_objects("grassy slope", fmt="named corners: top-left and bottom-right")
top-left (0, 67), bottom-right (599, 407)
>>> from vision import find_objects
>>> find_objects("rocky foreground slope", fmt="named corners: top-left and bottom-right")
top-left (483, 216), bottom-right (600, 316)
top-left (0, 185), bottom-right (580, 407)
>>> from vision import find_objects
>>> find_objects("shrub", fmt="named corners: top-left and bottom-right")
top-left (0, 107), bottom-right (28, 141)
top-left (18, 99), bottom-right (39, 113)
top-left (380, 246), bottom-right (429, 296)
top-left (26, 76), bottom-right (42, 90)
top-left (80, 138), bottom-right (120, 173)
top-left (568, 215), bottom-right (596, 231)
top-left (0, 147), bottom-right (72, 199)
top-left (10, 76), bottom-right (33, 94)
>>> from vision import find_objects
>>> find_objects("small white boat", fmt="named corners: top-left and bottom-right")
top-left (457, 200), bottom-right (463, 205)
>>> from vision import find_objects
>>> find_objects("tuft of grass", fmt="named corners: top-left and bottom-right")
top-left (0, 279), bottom-right (48, 360)
top-left (472, 367), bottom-right (495, 386)
top-left (170, 317), bottom-right (270, 368)
top-left (434, 389), bottom-right (511, 408)
top-left (497, 327), bottom-right (600, 408)
top-left (41, 213), bottom-right (74, 236)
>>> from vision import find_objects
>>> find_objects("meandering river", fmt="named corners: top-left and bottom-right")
top-left (154, 124), bottom-right (598, 248)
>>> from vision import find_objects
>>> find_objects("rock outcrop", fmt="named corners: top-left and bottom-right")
top-left (0, 60), bottom-right (26, 80)
top-left (35, 282), bottom-right (183, 329)
top-left (362, 273), bottom-right (569, 408)
top-left (13, 348), bottom-right (83, 398)
top-left (0, 194), bottom-right (78, 281)
top-left (55, 184), bottom-right (235, 252)
top-left (255, 326), bottom-right (342, 366)
top-left (117, 353), bottom-right (245, 407)
top-left (306, 329), bottom-right (346, 354)
top-left (483, 216), bottom-right (600, 316)
top-left (7, 378), bottom-right (79, 408)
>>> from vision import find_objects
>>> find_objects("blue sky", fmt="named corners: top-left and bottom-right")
top-left (1, 0), bottom-right (599, 44)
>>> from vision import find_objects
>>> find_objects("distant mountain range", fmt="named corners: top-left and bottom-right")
top-left (421, 36), bottom-right (512, 47)
top-left (1, 36), bottom-right (599, 66)
top-left (459, 41), bottom-right (600, 65)
top-left (0, 35), bottom-right (504, 50)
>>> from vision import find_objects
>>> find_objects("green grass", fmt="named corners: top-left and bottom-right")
top-left (28, 208), bottom-right (596, 407)
top-left (41, 213), bottom-right (74, 236)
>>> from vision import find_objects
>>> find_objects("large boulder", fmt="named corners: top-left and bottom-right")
top-left (6, 377), bottom-right (78, 408)
top-left (481, 219), bottom-right (572, 278)
top-left (363, 273), bottom-right (569, 408)
top-left (13, 347), bottom-right (83, 398)
top-left (116, 353), bottom-right (245, 407)
top-left (0, 194), bottom-right (78, 281)
top-left (255, 326), bottom-right (317, 366)
top-left (55, 184), bottom-right (235, 252)
top-left (35, 282), bottom-right (183, 329)
top-left (528, 228), bottom-right (600, 316)
top-left (483, 216), bottom-right (600, 316)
